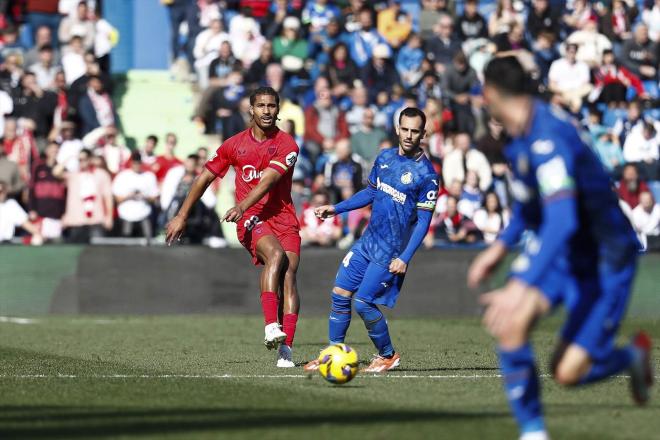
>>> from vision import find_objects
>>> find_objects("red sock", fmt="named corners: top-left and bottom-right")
top-left (260, 291), bottom-right (279, 325)
top-left (282, 313), bottom-right (298, 347)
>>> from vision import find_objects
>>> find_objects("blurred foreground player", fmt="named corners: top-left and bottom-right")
top-left (304, 107), bottom-right (438, 373)
top-left (468, 57), bottom-right (653, 440)
top-left (166, 87), bottom-right (302, 368)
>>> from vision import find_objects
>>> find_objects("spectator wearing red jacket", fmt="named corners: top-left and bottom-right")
top-left (618, 163), bottom-right (650, 208)
top-left (152, 132), bottom-right (183, 184)
top-left (592, 49), bottom-right (647, 107)
top-left (304, 87), bottom-right (349, 162)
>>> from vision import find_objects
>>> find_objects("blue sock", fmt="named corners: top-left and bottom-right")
top-left (579, 346), bottom-right (634, 385)
top-left (498, 344), bottom-right (545, 435)
top-left (354, 298), bottom-right (394, 357)
top-left (328, 293), bottom-right (352, 345)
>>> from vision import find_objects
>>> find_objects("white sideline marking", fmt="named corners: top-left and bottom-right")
top-left (0, 317), bottom-right (39, 324)
top-left (0, 373), bottom-right (653, 380)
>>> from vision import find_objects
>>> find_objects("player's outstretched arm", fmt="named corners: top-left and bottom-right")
top-left (467, 240), bottom-right (508, 289)
top-left (166, 168), bottom-right (216, 245)
top-left (329, 185), bottom-right (377, 217)
top-left (223, 168), bottom-right (281, 222)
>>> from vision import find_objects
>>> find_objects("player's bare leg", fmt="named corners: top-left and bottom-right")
top-left (256, 235), bottom-right (287, 350)
top-left (304, 287), bottom-right (354, 372)
top-left (551, 334), bottom-right (654, 404)
top-left (276, 251), bottom-right (300, 367)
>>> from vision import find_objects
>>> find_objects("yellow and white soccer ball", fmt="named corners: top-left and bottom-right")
top-left (318, 343), bottom-right (358, 384)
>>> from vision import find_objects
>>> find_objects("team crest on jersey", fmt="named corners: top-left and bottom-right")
top-left (268, 147), bottom-right (276, 154)
top-left (400, 172), bottom-right (413, 185)
top-left (286, 151), bottom-right (298, 167)
top-left (238, 147), bottom-right (247, 156)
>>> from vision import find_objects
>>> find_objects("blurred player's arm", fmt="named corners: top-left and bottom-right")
top-left (468, 201), bottom-right (524, 288)
top-left (166, 168), bottom-right (216, 245)
top-left (223, 168), bottom-right (282, 222)
top-left (316, 185), bottom-right (377, 219)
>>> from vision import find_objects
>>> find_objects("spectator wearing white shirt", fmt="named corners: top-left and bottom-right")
top-left (193, 18), bottom-right (229, 89)
top-left (473, 191), bottom-right (510, 243)
top-left (632, 191), bottom-right (660, 250)
top-left (0, 180), bottom-right (43, 244)
top-left (91, 9), bottom-right (118, 73)
top-left (548, 43), bottom-right (592, 113)
top-left (442, 132), bottom-right (492, 192)
top-left (139, 135), bottom-right (158, 166)
top-left (58, 0), bottom-right (95, 50)
top-left (565, 17), bottom-right (613, 67)
top-left (0, 89), bottom-right (13, 138)
top-left (29, 45), bottom-right (60, 90)
top-left (56, 121), bottom-right (85, 172)
top-left (61, 35), bottom-right (87, 85)
top-left (623, 121), bottom-right (660, 165)
top-left (83, 125), bottom-right (130, 175)
top-left (112, 152), bottom-right (159, 240)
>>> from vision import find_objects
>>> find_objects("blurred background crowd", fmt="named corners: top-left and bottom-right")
top-left (0, 0), bottom-right (658, 250)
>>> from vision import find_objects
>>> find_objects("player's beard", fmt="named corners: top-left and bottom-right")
top-left (253, 114), bottom-right (278, 132)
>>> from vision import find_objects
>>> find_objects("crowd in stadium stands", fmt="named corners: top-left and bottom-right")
top-left (0, 0), bottom-right (658, 251)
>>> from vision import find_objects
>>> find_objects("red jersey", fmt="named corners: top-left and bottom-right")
top-left (153, 155), bottom-right (183, 182)
top-left (205, 127), bottom-right (300, 226)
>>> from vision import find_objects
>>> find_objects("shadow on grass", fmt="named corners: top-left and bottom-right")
top-left (0, 406), bottom-right (510, 438)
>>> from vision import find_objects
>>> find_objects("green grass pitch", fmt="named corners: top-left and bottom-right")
top-left (1, 315), bottom-right (659, 439)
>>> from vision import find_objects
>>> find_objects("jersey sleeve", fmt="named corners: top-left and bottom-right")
top-left (268, 136), bottom-right (300, 176)
top-left (367, 153), bottom-right (380, 187)
top-left (511, 134), bottom-right (579, 287)
top-left (205, 140), bottom-right (233, 178)
top-left (416, 172), bottom-right (439, 212)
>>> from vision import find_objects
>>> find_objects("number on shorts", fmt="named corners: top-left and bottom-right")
top-left (342, 251), bottom-right (354, 268)
top-left (243, 215), bottom-right (262, 231)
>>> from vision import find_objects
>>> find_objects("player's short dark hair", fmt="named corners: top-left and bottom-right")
top-left (250, 87), bottom-right (280, 106)
top-left (147, 135), bottom-right (158, 143)
top-left (483, 56), bottom-right (531, 96)
top-left (398, 107), bottom-right (426, 129)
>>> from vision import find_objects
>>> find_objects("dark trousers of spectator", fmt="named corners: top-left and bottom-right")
top-left (97, 54), bottom-right (111, 74)
top-left (599, 83), bottom-right (627, 106)
top-left (121, 219), bottom-right (153, 241)
top-left (214, 114), bottom-right (246, 140)
top-left (25, 13), bottom-right (61, 48)
top-left (167, 3), bottom-right (198, 67)
top-left (65, 224), bottom-right (105, 244)
top-left (451, 102), bottom-right (476, 136)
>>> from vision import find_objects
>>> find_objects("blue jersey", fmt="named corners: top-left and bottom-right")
top-left (499, 100), bottom-right (639, 287)
top-left (359, 148), bottom-right (438, 266)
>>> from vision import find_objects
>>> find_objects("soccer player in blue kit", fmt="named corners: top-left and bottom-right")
top-left (304, 107), bottom-right (438, 373)
top-left (467, 56), bottom-right (653, 440)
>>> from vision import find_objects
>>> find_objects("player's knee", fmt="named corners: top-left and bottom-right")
top-left (553, 360), bottom-right (581, 386)
top-left (354, 298), bottom-right (374, 317)
top-left (265, 248), bottom-right (286, 270)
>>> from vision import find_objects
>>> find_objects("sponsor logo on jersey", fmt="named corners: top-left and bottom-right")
top-left (531, 140), bottom-right (554, 155)
top-left (241, 165), bottom-right (264, 183)
top-left (376, 177), bottom-right (407, 204)
top-left (400, 171), bottom-right (413, 184)
top-left (285, 151), bottom-right (298, 167)
top-left (537, 156), bottom-right (574, 197)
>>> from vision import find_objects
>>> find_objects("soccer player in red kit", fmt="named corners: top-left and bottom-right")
top-left (166, 87), bottom-right (301, 368)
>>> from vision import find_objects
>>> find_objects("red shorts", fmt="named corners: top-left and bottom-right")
top-left (236, 214), bottom-right (301, 266)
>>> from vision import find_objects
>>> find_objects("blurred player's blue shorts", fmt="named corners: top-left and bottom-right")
top-left (335, 242), bottom-right (405, 308)
top-left (530, 252), bottom-right (637, 362)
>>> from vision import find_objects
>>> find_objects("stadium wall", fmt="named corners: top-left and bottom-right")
top-left (1, 247), bottom-right (659, 318)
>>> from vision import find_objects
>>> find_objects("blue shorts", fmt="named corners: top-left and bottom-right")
top-left (335, 242), bottom-right (405, 308)
top-left (532, 253), bottom-right (637, 362)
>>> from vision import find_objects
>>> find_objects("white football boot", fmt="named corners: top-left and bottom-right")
top-left (264, 322), bottom-right (286, 350)
top-left (519, 431), bottom-right (550, 440)
top-left (276, 344), bottom-right (295, 368)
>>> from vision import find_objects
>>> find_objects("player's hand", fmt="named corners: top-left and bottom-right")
top-left (467, 241), bottom-right (507, 289)
top-left (479, 279), bottom-right (547, 339)
top-left (389, 258), bottom-right (407, 275)
top-left (166, 215), bottom-right (186, 246)
top-left (223, 205), bottom-right (244, 223)
top-left (314, 205), bottom-right (336, 219)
